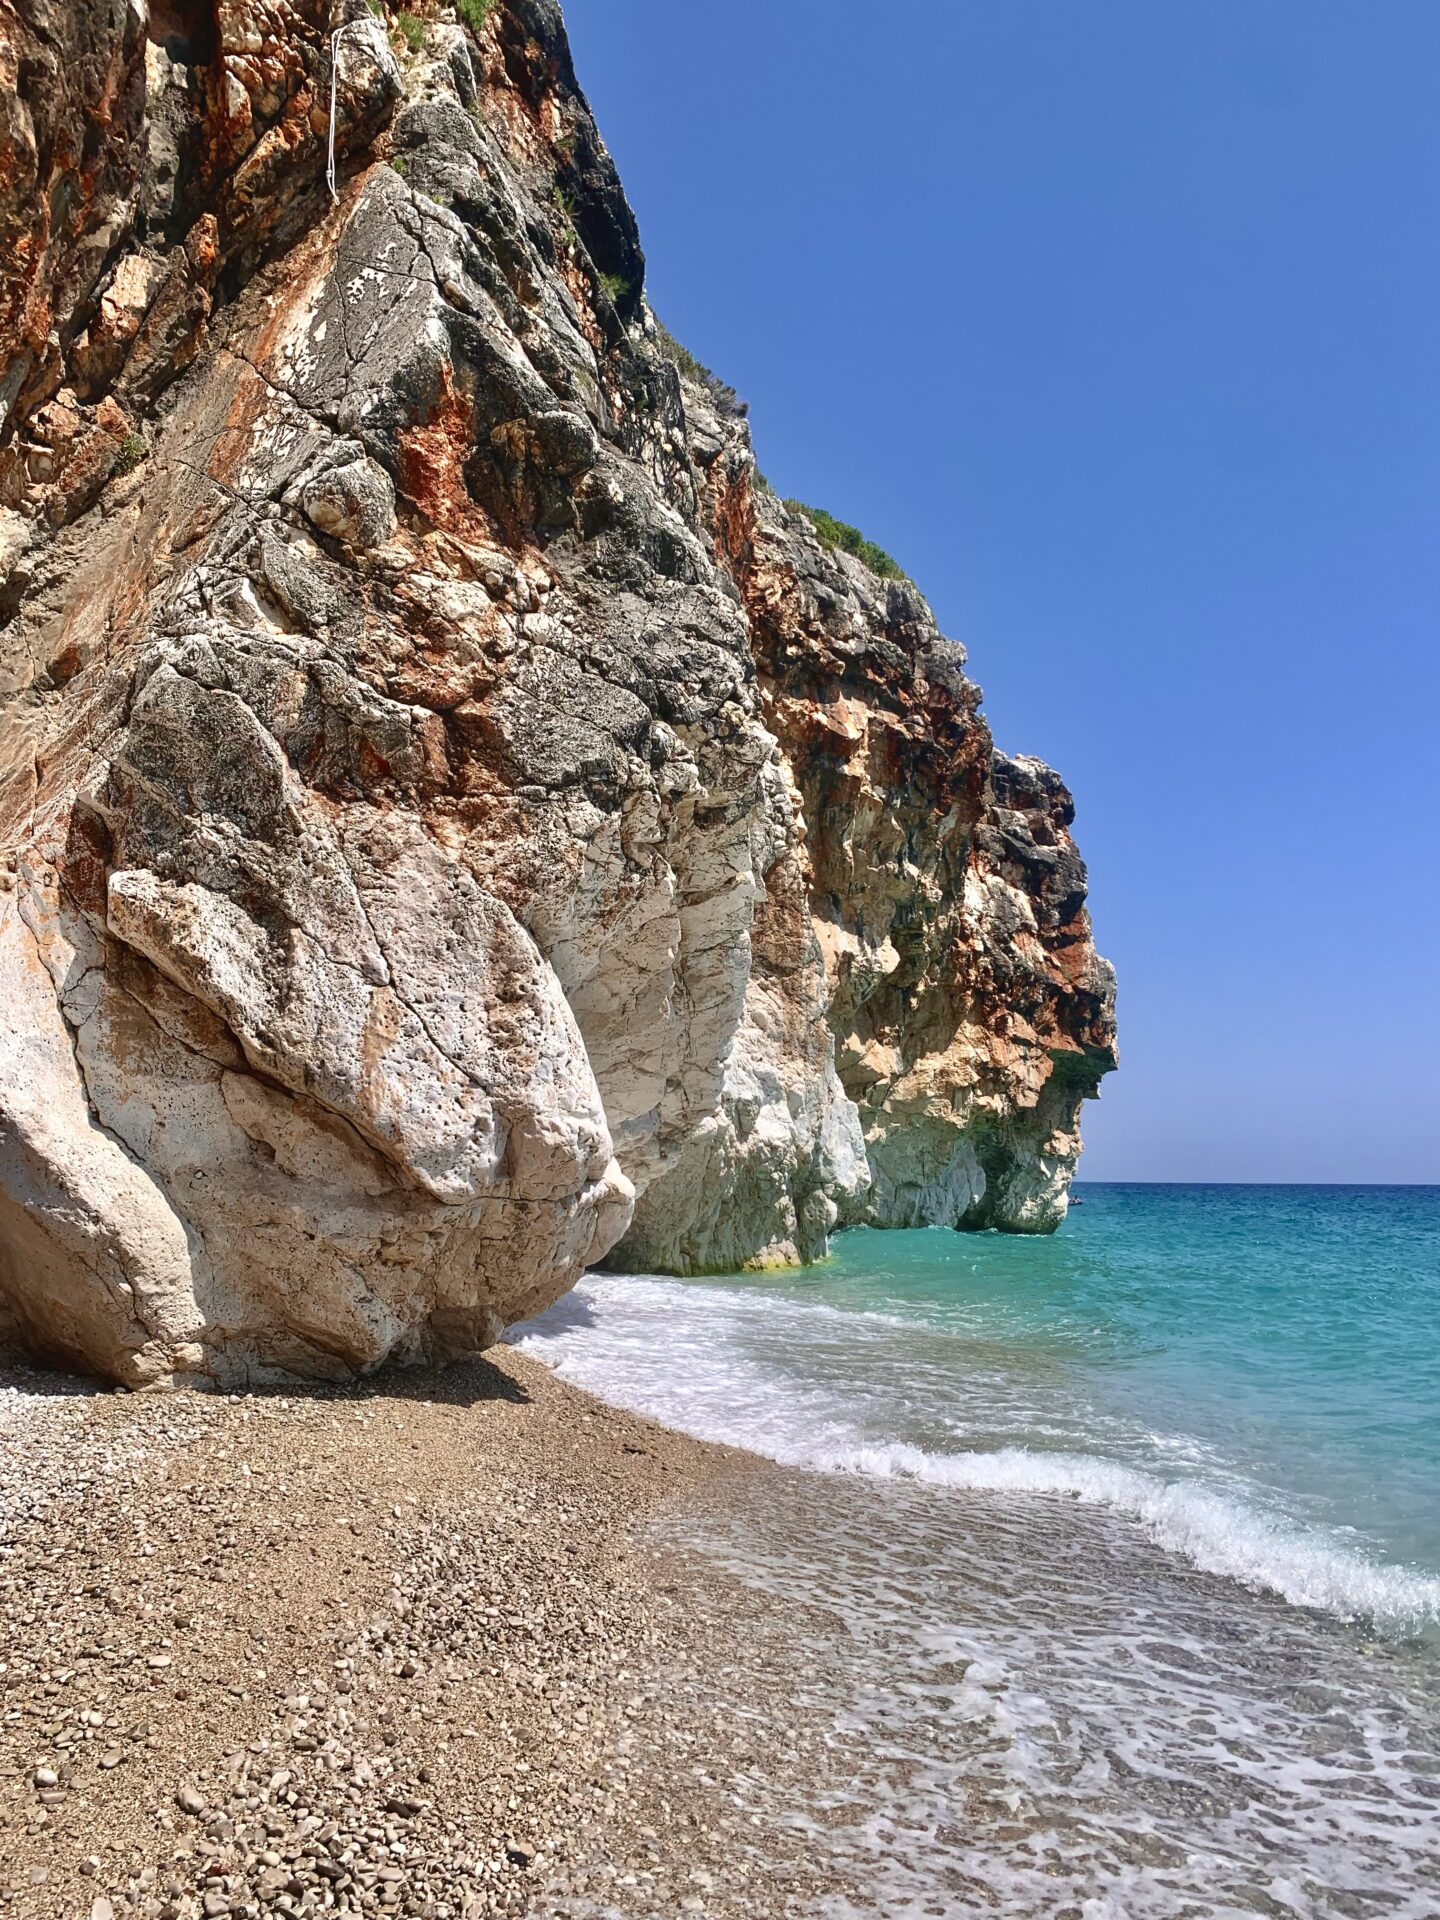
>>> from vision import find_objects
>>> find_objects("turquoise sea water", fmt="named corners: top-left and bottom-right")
top-left (517, 1184), bottom-right (1440, 1916)
top-left (714, 1181), bottom-right (1440, 1612)
top-left (524, 1184), bottom-right (1440, 1630)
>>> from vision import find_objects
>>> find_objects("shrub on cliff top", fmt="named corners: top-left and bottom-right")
top-left (784, 500), bottom-right (907, 581)
top-left (653, 318), bottom-right (748, 419)
top-left (455, 0), bottom-right (491, 33)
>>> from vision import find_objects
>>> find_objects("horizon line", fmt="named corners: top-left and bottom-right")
top-left (1073, 1178), bottom-right (1439, 1188)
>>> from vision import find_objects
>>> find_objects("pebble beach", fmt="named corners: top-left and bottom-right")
top-left (0, 1354), bottom-right (862, 1920)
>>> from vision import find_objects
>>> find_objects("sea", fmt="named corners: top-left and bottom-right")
top-left (513, 1183), bottom-right (1440, 1918)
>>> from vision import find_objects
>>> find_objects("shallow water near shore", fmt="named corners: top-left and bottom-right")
top-left (514, 1183), bottom-right (1440, 1916)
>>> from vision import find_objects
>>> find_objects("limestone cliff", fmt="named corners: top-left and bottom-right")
top-left (0, 0), bottom-right (1116, 1386)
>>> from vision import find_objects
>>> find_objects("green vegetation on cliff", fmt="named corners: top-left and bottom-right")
top-left (649, 323), bottom-right (905, 580)
top-left (784, 500), bottom-right (907, 581)
top-left (652, 319), bottom-right (746, 418)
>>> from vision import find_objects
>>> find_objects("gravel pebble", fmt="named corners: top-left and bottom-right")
top-left (0, 1353), bottom-right (856, 1919)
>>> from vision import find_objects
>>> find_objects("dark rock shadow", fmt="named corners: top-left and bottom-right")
top-left (504, 1289), bottom-right (599, 1344)
top-left (0, 1359), bottom-right (109, 1404)
top-left (0, 1351), bottom-right (531, 1409)
top-left (353, 1354), bottom-right (531, 1408)
top-left (248, 1353), bottom-right (533, 1409)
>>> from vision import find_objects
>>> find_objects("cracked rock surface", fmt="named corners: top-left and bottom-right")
top-left (0, 0), bottom-right (1115, 1386)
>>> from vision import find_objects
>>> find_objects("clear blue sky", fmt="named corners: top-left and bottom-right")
top-left (564, 0), bottom-right (1440, 1183)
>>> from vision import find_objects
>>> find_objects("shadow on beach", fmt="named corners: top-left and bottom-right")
top-left (0, 1347), bottom-right (534, 1411)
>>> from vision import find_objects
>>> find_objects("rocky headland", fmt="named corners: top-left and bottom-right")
top-left (0, 0), bottom-right (1115, 1389)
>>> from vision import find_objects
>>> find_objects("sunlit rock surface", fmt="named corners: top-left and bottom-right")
top-left (0, 0), bottom-right (1114, 1383)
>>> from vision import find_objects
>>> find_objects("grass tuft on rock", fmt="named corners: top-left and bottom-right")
top-left (652, 318), bottom-right (747, 418)
top-left (110, 432), bottom-right (146, 479)
top-left (783, 500), bottom-right (907, 581)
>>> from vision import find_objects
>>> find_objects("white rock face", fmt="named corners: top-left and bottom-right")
top-left (0, 812), bottom-right (631, 1387)
top-left (0, 890), bottom-right (204, 1387)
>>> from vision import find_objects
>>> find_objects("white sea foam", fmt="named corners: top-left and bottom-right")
top-left (785, 1436), bottom-right (1440, 1629)
top-left (512, 1274), bottom-right (1440, 1637)
top-left (651, 1455), bottom-right (1440, 1920)
top-left (516, 1269), bottom-right (1440, 1916)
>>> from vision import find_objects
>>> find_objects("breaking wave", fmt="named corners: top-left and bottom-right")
top-left (513, 1272), bottom-right (1440, 1638)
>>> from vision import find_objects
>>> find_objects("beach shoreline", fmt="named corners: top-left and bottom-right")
top-left (5, 1239), bottom-right (1439, 1920)
top-left (0, 1349), bottom-right (850, 1920)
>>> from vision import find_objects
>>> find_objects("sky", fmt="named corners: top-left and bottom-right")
top-left (563, 0), bottom-right (1440, 1184)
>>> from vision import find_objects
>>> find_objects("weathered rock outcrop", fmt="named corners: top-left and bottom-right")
top-left (0, 0), bottom-right (1115, 1385)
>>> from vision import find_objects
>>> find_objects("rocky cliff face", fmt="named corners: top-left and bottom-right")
top-left (0, 0), bottom-right (1116, 1386)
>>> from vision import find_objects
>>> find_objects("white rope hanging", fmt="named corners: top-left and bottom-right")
top-left (326, 19), bottom-right (373, 202)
